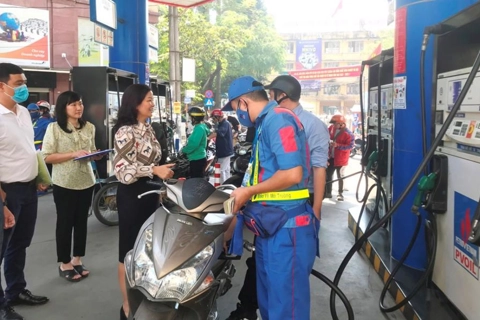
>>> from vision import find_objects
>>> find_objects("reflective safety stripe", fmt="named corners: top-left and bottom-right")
top-left (34, 141), bottom-right (42, 145)
top-left (248, 125), bottom-right (309, 202)
top-left (252, 189), bottom-right (310, 202)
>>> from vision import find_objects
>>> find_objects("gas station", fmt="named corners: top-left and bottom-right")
top-left (3, 0), bottom-right (480, 319)
top-left (33, 0), bottom-right (480, 319)
top-left (105, 1), bottom-right (480, 319)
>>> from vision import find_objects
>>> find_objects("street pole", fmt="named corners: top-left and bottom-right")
top-left (169, 6), bottom-right (181, 104)
top-left (169, 6), bottom-right (185, 149)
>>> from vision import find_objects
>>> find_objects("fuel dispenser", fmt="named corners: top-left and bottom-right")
top-left (149, 77), bottom-right (174, 164)
top-left (363, 51), bottom-right (394, 220)
top-left (430, 5), bottom-right (480, 319)
top-left (71, 66), bottom-right (137, 178)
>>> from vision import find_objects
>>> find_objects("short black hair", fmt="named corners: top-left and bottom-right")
top-left (113, 84), bottom-right (152, 132)
top-left (244, 89), bottom-right (268, 102)
top-left (0, 63), bottom-right (24, 83)
top-left (55, 91), bottom-right (85, 133)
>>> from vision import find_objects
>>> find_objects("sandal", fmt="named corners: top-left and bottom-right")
top-left (120, 306), bottom-right (128, 320)
top-left (58, 266), bottom-right (82, 282)
top-left (73, 264), bottom-right (90, 278)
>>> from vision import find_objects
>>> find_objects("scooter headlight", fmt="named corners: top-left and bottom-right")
top-left (125, 223), bottom-right (215, 302)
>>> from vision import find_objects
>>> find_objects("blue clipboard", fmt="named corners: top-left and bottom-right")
top-left (73, 149), bottom-right (113, 161)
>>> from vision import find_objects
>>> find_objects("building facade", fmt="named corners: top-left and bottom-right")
top-left (0, 0), bottom-right (159, 106)
top-left (282, 30), bottom-right (386, 115)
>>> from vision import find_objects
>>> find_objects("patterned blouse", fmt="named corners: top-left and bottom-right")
top-left (42, 122), bottom-right (97, 190)
top-left (113, 123), bottom-right (161, 185)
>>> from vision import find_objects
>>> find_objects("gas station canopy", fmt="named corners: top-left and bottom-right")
top-left (148, 0), bottom-right (214, 8)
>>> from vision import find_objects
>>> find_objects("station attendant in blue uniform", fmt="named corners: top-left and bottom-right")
top-left (33, 101), bottom-right (55, 150)
top-left (223, 76), bottom-right (317, 320)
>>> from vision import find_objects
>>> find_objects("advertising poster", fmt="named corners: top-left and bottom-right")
top-left (295, 39), bottom-right (322, 70)
top-left (453, 192), bottom-right (479, 279)
top-left (78, 18), bottom-right (109, 66)
top-left (0, 4), bottom-right (50, 67)
top-left (393, 76), bottom-right (406, 109)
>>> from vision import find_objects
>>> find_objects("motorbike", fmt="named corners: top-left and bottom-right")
top-left (124, 178), bottom-right (237, 319)
top-left (167, 153), bottom-right (191, 179)
top-left (205, 138), bottom-right (217, 177)
top-left (224, 142), bottom-right (252, 187)
top-left (91, 175), bottom-right (120, 226)
top-left (350, 138), bottom-right (365, 158)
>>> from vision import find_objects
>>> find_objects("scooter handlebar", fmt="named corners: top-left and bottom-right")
top-left (146, 179), bottom-right (165, 188)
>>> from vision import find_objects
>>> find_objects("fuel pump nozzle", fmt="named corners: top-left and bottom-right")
top-left (412, 173), bottom-right (437, 214)
top-left (366, 150), bottom-right (378, 173)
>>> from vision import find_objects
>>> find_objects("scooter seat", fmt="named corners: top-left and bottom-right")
top-left (181, 178), bottom-right (229, 212)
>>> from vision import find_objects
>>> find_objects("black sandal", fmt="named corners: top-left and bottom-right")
top-left (120, 306), bottom-right (127, 320)
top-left (73, 264), bottom-right (89, 278)
top-left (58, 267), bottom-right (82, 282)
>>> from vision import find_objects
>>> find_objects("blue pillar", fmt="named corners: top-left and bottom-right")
top-left (392, 0), bottom-right (477, 269)
top-left (110, 0), bottom-right (149, 84)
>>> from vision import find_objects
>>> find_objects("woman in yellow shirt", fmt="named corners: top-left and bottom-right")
top-left (43, 91), bottom-right (103, 282)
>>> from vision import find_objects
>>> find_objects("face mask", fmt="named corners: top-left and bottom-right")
top-left (30, 112), bottom-right (40, 122)
top-left (236, 101), bottom-right (254, 127)
top-left (4, 84), bottom-right (29, 103)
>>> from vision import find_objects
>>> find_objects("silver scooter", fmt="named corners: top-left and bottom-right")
top-left (124, 178), bottom-right (237, 320)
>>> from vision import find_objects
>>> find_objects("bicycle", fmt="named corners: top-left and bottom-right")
top-left (88, 162), bottom-right (120, 226)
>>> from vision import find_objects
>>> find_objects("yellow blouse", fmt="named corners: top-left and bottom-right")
top-left (42, 122), bottom-right (97, 190)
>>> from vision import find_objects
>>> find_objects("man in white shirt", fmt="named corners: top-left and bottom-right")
top-left (0, 63), bottom-right (49, 320)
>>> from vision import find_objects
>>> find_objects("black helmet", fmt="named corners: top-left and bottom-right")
top-left (188, 106), bottom-right (206, 123)
top-left (265, 75), bottom-right (301, 101)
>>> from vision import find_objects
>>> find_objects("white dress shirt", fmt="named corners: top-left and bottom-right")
top-left (0, 103), bottom-right (38, 183)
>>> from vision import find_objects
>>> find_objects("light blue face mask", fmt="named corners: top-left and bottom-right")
top-left (4, 84), bottom-right (29, 103)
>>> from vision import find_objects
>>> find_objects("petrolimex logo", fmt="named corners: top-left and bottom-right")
top-left (454, 192), bottom-right (479, 279)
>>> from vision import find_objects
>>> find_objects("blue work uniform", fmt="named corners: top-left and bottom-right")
top-left (246, 101), bottom-right (317, 320)
top-left (33, 116), bottom-right (54, 150)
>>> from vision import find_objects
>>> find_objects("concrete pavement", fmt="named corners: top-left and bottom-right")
top-left (10, 157), bottom-right (405, 320)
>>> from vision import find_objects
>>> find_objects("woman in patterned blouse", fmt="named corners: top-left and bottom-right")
top-left (43, 91), bottom-right (104, 282)
top-left (112, 84), bottom-right (174, 320)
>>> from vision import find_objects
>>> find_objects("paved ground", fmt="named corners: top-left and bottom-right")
top-left (10, 156), bottom-right (405, 320)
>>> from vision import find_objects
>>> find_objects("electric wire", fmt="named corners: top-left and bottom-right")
top-left (329, 48), bottom-right (480, 319)
top-left (420, 37), bottom-right (429, 174)
top-left (311, 269), bottom-right (354, 320)
top-left (378, 32), bottom-right (439, 313)
top-left (355, 64), bottom-right (370, 204)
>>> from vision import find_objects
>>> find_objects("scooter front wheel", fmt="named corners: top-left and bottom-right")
top-left (93, 182), bottom-right (120, 226)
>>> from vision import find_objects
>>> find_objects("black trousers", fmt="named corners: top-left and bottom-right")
top-left (0, 181), bottom-right (37, 304)
top-left (189, 158), bottom-right (207, 178)
top-left (238, 194), bottom-right (316, 311)
top-left (325, 157), bottom-right (345, 195)
top-left (117, 178), bottom-right (159, 263)
top-left (53, 185), bottom-right (94, 264)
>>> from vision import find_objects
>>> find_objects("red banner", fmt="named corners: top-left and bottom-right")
top-left (289, 65), bottom-right (361, 81)
top-left (394, 7), bottom-right (407, 74)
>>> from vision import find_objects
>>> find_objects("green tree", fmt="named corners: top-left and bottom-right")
top-left (150, 0), bottom-right (285, 108)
